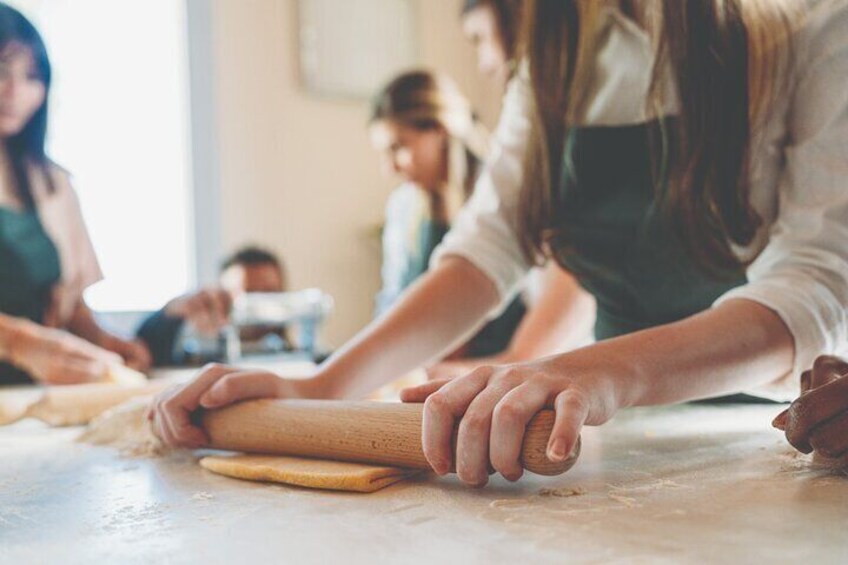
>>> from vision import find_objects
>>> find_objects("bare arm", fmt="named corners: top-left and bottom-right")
top-left (0, 311), bottom-right (124, 384)
top-left (403, 298), bottom-right (794, 484)
top-left (66, 300), bottom-right (152, 371)
top-left (426, 264), bottom-right (595, 379)
top-left (314, 256), bottom-right (501, 399)
top-left (149, 256), bottom-right (502, 446)
top-left (502, 265), bottom-right (594, 360)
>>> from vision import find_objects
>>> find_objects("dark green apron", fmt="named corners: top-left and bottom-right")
top-left (0, 206), bottom-right (62, 384)
top-left (549, 120), bottom-right (746, 341)
top-left (409, 218), bottom-right (525, 358)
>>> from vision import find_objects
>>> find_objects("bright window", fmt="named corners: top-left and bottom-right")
top-left (9, 0), bottom-right (194, 312)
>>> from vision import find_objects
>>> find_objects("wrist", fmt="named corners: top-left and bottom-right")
top-left (300, 369), bottom-right (344, 400)
top-left (559, 344), bottom-right (644, 412)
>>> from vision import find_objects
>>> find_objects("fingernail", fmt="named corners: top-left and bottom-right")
top-left (548, 439), bottom-right (566, 461)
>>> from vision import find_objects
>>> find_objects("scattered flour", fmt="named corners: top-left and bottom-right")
top-left (77, 397), bottom-right (168, 458)
top-left (538, 486), bottom-right (587, 497)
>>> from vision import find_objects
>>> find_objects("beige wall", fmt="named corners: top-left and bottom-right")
top-left (210, 0), bottom-right (501, 348)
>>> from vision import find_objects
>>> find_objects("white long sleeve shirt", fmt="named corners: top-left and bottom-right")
top-left (432, 0), bottom-right (848, 399)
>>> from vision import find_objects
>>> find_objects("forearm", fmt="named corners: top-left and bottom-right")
top-left (505, 267), bottom-right (595, 361)
top-left (65, 299), bottom-right (108, 346)
top-left (569, 298), bottom-right (795, 409)
top-left (315, 256), bottom-right (500, 399)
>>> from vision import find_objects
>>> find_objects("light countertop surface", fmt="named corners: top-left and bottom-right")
top-left (2, 399), bottom-right (847, 564)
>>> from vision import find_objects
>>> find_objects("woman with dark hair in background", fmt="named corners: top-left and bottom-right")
top-left (370, 70), bottom-right (525, 360)
top-left (0, 3), bottom-right (150, 385)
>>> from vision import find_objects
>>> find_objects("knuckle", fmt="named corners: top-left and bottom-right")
top-left (787, 399), bottom-right (814, 434)
top-left (161, 397), bottom-right (182, 414)
top-left (424, 393), bottom-right (450, 417)
top-left (459, 411), bottom-right (489, 435)
top-left (493, 400), bottom-right (522, 424)
top-left (468, 365), bottom-right (496, 381)
top-left (216, 375), bottom-right (236, 394)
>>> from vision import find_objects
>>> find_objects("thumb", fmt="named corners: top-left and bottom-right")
top-left (547, 390), bottom-right (588, 463)
top-left (199, 372), bottom-right (282, 409)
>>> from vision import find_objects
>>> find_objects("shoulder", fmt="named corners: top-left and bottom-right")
top-left (784, 0), bottom-right (848, 135)
top-left (31, 161), bottom-right (76, 203)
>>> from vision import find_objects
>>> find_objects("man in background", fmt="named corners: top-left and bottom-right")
top-left (136, 246), bottom-right (291, 366)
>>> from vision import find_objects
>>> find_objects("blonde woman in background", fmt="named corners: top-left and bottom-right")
top-left (370, 70), bottom-right (525, 360)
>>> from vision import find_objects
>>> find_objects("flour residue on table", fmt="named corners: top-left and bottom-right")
top-left (77, 397), bottom-right (168, 458)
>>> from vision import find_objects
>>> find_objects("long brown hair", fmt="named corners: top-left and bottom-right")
top-left (517, 0), bottom-right (798, 275)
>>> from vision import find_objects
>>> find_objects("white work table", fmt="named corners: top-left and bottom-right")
top-left (2, 402), bottom-right (847, 564)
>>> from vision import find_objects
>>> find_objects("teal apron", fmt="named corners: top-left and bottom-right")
top-left (0, 206), bottom-right (62, 384)
top-left (549, 120), bottom-right (746, 341)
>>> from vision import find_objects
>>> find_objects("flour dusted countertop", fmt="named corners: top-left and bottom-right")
top-left (2, 400), bottom-right (847, 564)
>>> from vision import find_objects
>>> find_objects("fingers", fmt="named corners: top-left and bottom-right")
top-left (784, 376), bottom-right (848, 453)
top-left (72, 338), bottom-right (122, 367)
top-left (201, 289), bottom-right (231, 330)
top-left (198, 371), bottom-right (285, 409)
top-left (188, 289), bottom-right (232, 334)
top-left (421, 369), bottom-right (491, 476)
top-left (42, 358), bottom-right (106, 385)
top-left (455, 375), bottom-right (524, 486)
top-left (810, 355), bottom-right (848, 389)
top-left (126, 340), bottom-right (153, 372)
top-left (772, 408), bottom-right (789, 431)
top-left (488, 377), bottom-right (551, 481)
top-left (548, 389), bottom-right (589, 462)
top-left (808, 411), bottom-right (848, 458)
top-left (800, 370), bottom-right (812, 394)
top-left (150, 363), bottom-right (238, 447)
top-left (400, 379), bottom-right (451, 403)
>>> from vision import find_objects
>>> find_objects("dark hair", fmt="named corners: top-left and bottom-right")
top-left (0, 3), bottom-right (53, 209)
top-left (461, 0), bottom-right (523, 61)
top-left (220, 245), bottom-right (283, 273)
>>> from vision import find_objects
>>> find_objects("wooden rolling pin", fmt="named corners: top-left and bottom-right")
top-left (203, 399), bottom-right (581, 476)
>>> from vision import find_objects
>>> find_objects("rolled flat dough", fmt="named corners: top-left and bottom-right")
top-left (200, 454), bottom-right (417, 493)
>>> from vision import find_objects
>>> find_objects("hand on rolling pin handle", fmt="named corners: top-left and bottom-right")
top-left (148, 363), bottom-right (321, 448)
top-left (10, 321), bottom-right (124, 385)
top-left (400, 356), bottom-right (612, 487)
top-left (164, 287), bottom-right (233, 336)
top-left (772, 355), bottom-right (848, 461)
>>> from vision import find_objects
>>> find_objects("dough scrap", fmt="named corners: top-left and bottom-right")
top-left (199, 454), bottom-right (416, 493)
top-left (78, 397), bottom-right (167, 457)
top-left (104, 365), bottom-right (148, 386)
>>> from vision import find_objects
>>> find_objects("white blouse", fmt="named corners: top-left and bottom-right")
top-left (432, 0), bottom-right (848, 399)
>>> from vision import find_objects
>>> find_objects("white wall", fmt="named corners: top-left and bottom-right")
top-left (209, 0), bottom-right (502, 348)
